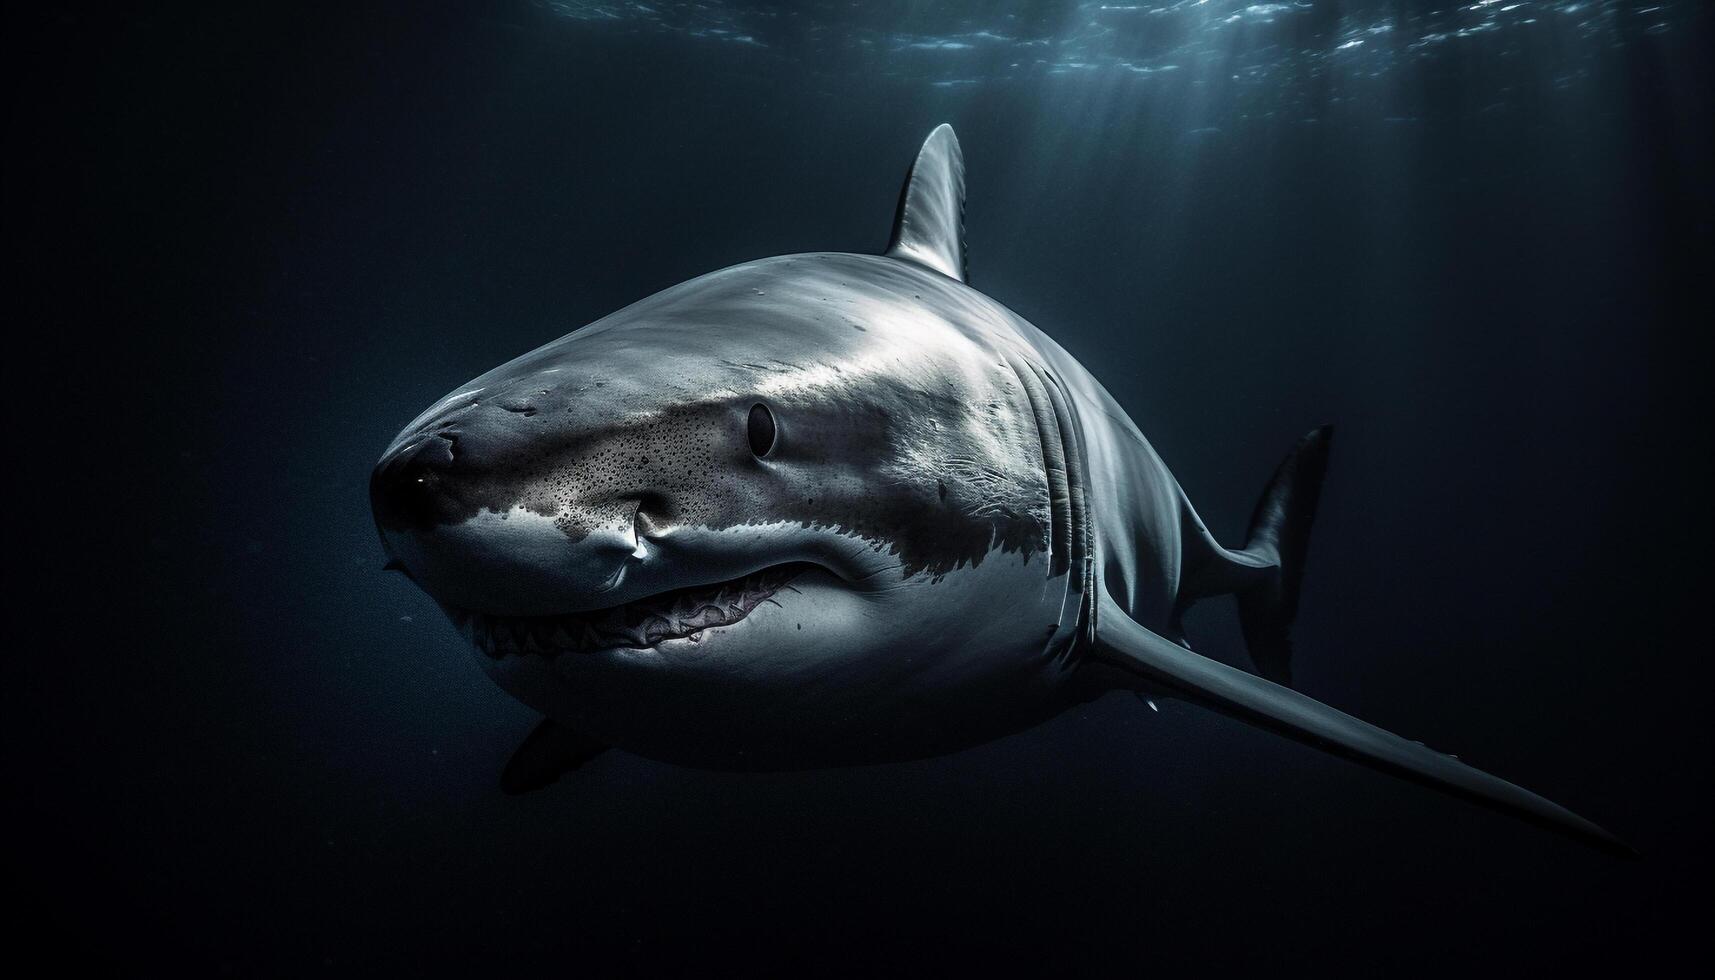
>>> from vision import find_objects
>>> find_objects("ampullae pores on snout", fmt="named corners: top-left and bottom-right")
top-left (371, 125), bottom-right (1628, 855)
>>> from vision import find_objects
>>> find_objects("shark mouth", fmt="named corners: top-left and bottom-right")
top-left (445, 562), bottom-right (809, 658)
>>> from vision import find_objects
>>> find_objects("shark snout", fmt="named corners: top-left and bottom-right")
top-left (370, 432), bottom-right (461, 532)
top-left (370, 423), bottom-right (645, 616)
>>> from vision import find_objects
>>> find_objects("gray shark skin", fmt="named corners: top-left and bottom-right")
top-left (372, 125), bottom-right (1630, 855)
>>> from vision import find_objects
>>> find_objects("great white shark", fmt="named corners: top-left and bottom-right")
top-left (372, 125), bottom-right (1628, 855)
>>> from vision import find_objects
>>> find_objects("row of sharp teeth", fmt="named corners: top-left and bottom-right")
top-left (447, 567), bottom-right (800, 657)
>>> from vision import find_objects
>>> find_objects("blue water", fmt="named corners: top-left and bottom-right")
top-left (10, 1), bottom-right (1710, 973)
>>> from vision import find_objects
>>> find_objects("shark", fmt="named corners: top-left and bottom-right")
top-left (371, 124), bottom-right (1628, 855)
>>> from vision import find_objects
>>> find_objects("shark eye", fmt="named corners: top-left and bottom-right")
top-left (747, 403), bottom-right (777, 458)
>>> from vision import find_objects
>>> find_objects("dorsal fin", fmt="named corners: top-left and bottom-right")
top-left (885, 124), bottom-right (967, 283)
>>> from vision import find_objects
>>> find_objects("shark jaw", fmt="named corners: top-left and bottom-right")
top-left (440, 562), bottom-right (812, 659)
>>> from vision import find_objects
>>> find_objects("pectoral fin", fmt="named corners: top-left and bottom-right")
top-left (1092, 590), bottom-right (1632, 857)
top-left (500, 719), bottom-right (609, 795)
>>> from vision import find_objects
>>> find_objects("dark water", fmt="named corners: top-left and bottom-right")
top-left (11, 1), bottom-right (1711, 973)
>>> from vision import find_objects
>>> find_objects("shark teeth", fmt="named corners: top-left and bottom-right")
top-left (448, 563), bottom-right (808, 659)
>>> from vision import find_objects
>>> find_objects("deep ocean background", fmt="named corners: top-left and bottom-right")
top-left (8, 1), bottom-right (1712, 973)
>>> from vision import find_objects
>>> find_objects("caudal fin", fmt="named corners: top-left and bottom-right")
top-left (1236, 425), bottom-right (1333, 685)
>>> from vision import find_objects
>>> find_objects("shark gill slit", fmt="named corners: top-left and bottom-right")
top-left (1004, 349), bottom-right (1072, 578)
top-left (1002, 347), bottom-right (1092, 664)
top-left (1030, 361), bottom-right (1096, 657)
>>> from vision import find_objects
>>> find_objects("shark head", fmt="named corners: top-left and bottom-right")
top-left (371, 128), bottom-right (1090, 767)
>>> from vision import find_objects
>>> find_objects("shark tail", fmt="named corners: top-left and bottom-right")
top-left (1113, 426), bottom-right (1631, 855)
top-left (1234, 425), bottom-right (1333, 686)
